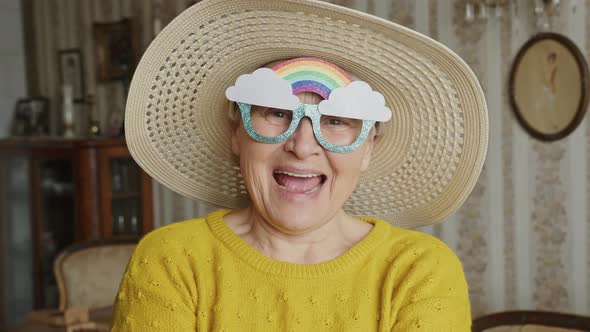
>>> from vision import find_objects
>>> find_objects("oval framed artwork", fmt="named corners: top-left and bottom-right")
top-left (509, 33), bottom-right (590, 141)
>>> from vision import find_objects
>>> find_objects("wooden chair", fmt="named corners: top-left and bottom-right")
top-left (53, 239), bottom-right (137, 311)
top-left (472, 311), bottom-right (590, 332)
top-left (25, 239), bottom-right (136, 330)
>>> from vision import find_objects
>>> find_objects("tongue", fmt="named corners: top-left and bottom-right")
top-left (275, 173), bottom-right (322, 193)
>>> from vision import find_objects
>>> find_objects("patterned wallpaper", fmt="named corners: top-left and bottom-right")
top-left (500, 0), bottom-right (516, 310)
top-left (28, 0), bottom-right (590, 318)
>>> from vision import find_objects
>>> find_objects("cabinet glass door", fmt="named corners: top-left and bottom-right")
top-left (1, 157), bottom-right (33, 326)
top-left (38, 159), bottom-right (74, 308)
top-left (110, 157), bottom-right (143, 237)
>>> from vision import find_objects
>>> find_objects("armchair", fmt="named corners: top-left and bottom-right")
top-left (53, 239), bottom-right (137, 311)
top-left (472, 310), bottom-right (590, 332)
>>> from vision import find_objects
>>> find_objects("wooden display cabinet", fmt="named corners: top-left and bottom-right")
top-left (0, 137), bottom-right (152, 327)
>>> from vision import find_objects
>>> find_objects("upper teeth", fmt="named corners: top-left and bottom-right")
top-left (275, 170), bottom-right (321, 178)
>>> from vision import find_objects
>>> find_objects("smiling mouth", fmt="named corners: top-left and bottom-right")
top-left (273, 170), bottom-right (327, 194)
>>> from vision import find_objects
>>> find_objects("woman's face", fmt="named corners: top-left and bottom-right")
top-left (231, 92), bottom-right (377, 234)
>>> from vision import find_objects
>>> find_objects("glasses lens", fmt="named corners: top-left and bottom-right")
top-left (250, 106), bottom-right (293, 138)
top-left (319, 115), bottom-right (363, 146)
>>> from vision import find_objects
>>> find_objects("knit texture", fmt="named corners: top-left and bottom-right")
top-left (111, 210), bottom-right (471, 331)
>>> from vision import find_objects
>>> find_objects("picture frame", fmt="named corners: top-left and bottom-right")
top-left (509, 32), bottom-right (590, 141)
top-left (11, 97), bottom-right (50, 136)
top-left (58, 49), bottom-right (85, 103)
top-left (93, 19), bottom-right (134, 82)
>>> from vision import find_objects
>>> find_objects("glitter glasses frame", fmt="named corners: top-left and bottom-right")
top-left (237, 102), bottom-right (375, 153)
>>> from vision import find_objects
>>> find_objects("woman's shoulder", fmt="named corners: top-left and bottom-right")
top-left (143, 216), bottom-right (208, 242)
top-left (366, 218), bottom-right (462, 269)
top-left (133, 210), bottom-right (225, 256)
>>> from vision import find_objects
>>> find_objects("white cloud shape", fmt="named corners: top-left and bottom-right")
top-left (318, 81), bottom-right (392, 122)
top-left (225, 68), bottom-right (300, 110)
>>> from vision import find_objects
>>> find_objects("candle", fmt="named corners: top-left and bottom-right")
top-left (63, 85), bottom-right (75, 137)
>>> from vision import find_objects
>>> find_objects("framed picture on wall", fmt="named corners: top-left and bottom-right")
top-left (11, 97), bottom-right (50, 136)
top-left (509, 32), bottom-right (590, 141)
top-left (93, 19), bottom-right (134, 83)
top-left (58, 49), bottom-right (85, 103)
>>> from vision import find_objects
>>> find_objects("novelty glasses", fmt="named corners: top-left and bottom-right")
top-left (237, 102), bottom-right (375, 153)
top-left (226, 65), bottom-right (392, 153)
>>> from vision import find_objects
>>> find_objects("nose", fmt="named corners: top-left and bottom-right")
top-left (284, 117), bottom-right (322, 158)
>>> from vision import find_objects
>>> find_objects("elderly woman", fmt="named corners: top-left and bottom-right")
top-left (111, 0), bottom-right (488, 331)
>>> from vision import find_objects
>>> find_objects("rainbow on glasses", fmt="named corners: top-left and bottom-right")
top-left (225, 58), bottom-right (391, 153)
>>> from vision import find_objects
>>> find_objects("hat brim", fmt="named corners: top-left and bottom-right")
top-left (125, 0), bottom-right (488, 228)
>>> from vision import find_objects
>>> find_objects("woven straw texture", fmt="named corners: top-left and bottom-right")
top-left (125, 0), bottom-right (488, 228)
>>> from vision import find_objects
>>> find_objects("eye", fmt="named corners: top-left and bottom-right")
top-left (271, 110), bottom-right (288, 118)
top-left (324, 116), bottom-right (350, 126)
top-left (265, 109), bottom-right (292, 120)
top-left (328, 118), bottom-right (347, 126)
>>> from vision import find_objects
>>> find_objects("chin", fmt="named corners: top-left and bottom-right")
top-left (266, 205), bottom-right (336, 234)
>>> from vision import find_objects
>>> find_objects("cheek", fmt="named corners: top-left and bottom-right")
top-left (235, 130), bottom-right (276, 178)
top-left (329, 151), bottom-right (366, 177)
top-left (328, 144), bottom-right (374, 192)
top-left (238, 149), bottom-right (269, 201)
top-left (233, 126), bottom-right (257, 156)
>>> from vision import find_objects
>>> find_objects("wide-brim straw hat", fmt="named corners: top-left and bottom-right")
top-left (125, 0), bottom-right (488, 228)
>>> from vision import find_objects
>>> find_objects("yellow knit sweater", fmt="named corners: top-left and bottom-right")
top-left (111, 210), bottom-right (470, 331)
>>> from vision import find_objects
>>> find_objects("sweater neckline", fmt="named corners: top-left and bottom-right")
top-left (206, 209), bottom-right (390, 279)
